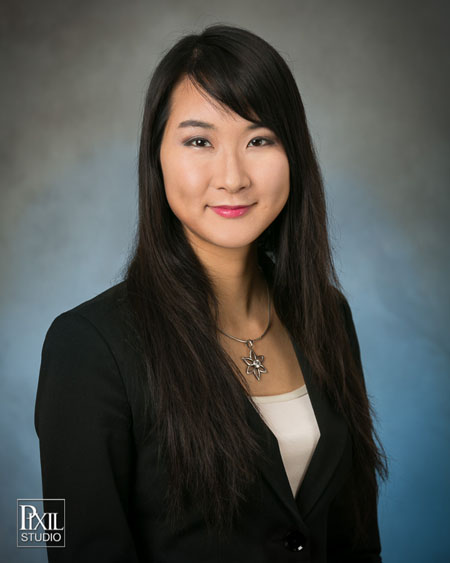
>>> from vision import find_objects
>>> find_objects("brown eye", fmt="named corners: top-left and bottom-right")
top-left (248, 137), bottom-right (274, 147)
top-left (184, 137), bottom-right (212, 147)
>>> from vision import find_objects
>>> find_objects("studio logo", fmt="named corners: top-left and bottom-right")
top-left (17, 499), bottom-right (65, 548)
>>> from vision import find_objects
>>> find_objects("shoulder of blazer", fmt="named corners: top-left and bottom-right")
top-left (57, 280), bottom-right (130, 327)
top-left (50, 280), bottom-right (140, 354)
top-left (43, 280), bottom-right (149, 443)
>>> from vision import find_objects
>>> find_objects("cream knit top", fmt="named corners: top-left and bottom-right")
top-left (251, 384), bottom-right (321, 497)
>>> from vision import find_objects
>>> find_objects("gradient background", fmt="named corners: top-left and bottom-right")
top-left (1, 1), bottom-right (449, 561)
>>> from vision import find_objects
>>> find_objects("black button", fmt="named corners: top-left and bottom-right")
top-left (283, 529), bottom-right (306, 552)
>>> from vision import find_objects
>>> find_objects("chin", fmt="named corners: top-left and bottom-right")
top-left (212, 235), bottom-right (260, 249)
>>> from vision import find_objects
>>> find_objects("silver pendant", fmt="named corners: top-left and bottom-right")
top-left (241, 339), bottom-right (268, 381)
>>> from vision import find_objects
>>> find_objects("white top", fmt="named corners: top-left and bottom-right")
top-left (251, 384), bottom-right (320, 497)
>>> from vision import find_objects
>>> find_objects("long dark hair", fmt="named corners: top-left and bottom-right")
top-left (123, 23), bottom-right (389, 543)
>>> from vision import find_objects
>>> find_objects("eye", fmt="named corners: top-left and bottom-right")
top-left (248, 136), bottom-right (275, 147)
top-left (184, 137), bottom-right (212, 148)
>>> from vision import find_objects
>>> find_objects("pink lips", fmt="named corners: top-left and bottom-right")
top-left (209, 204), bottom-right (253, 218)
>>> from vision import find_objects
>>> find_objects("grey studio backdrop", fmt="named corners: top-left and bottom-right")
top-left (1, 1), bottom-right (449, 562)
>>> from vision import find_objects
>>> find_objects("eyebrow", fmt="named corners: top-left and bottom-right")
top-left (177, 119), bottom-right (268, 131)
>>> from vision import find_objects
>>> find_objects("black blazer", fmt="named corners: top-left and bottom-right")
top-left (35, 281), bottom-right (382, 562)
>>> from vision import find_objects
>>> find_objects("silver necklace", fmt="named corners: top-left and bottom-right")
top-left (216, 280), bottom-right (271, 381)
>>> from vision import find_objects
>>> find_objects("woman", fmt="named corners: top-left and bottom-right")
top-left (35, 24), bottom-right (389, 562)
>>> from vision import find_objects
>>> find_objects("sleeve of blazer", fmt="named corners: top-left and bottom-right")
top-left (326, 297), bottom-right (382, 562)
top-left (34, 311), bottom-right (140, 562)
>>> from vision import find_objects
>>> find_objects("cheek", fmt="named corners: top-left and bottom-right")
top-left (162, 156), bottom-right (206, 209)
top-left (258, 157), bottom-right (290, 205)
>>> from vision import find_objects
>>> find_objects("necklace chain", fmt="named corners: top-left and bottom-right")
top-left (216, 275), bottom-right (271, 381)
top-left (216, 281), bottom-right (271, 344)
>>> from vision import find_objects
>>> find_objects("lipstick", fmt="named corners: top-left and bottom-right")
top-left (209, 204), bottom-right (253, 218)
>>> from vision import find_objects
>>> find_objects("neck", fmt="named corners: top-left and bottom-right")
top-left (185, 233), bottom-right (269, 337)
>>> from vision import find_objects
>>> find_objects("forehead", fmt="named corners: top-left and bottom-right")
top-left (166, 77), bottom-right (249, 127)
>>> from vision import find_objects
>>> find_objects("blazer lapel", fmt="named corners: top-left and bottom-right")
top-left (245, 331), bottom-right (349, 524)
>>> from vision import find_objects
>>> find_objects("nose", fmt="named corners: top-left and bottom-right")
top-left (213, 148), bottom-right (250, 193)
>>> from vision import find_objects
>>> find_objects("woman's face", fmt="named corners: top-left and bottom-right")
top-left (159, 77), bottom-right (290, 251)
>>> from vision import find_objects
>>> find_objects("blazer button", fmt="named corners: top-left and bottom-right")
top-left (283, 529), bottom-right (306, 552)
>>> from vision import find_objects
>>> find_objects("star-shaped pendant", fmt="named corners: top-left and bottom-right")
top-left (241, 348), bottom-right (268, 381)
